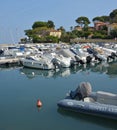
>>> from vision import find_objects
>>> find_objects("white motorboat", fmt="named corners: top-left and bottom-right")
top-left (70, 48), bottom-right (92, 64)
top-left (20, 54), bottom-right (55, 70)
top-left (51, 53), bottom-right (72, 68)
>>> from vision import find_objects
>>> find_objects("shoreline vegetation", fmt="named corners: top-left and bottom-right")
top-left (22, 9), bottom-right (117, 44)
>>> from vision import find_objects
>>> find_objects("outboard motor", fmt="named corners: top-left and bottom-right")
top-left (77, 82), bottom-right (92, 99)
top-left (79, 60), bottom-right (85, 65)
top-left (51, 58), bottom-right (61, 69)
top-left (74, 55), bottom-right (85, 64)
top-left (107, 53), bottom-right (116, 61)
top-left (86, 56), bottom-right (92, 64)
top-left (94, 55), bottom-right (102, 62)
top-left (111, 52), bottom-right (117, 58)
top-left (70, 82), bottom-right (92, 100)
top-left (0, 49), bottom-right (4, 55)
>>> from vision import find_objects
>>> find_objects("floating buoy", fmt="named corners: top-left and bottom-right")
top-left (37, 99), bottom-right (42, 107)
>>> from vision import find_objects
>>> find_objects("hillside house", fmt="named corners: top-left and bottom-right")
top-left (94, 21), bottom-right (109, 30)
top-left (49, 30), bottom-right (61, 38)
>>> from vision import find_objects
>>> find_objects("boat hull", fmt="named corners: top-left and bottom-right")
top-left (57, 99), bottom-right (117, 120)
top-left (21, 59), bottom-right (54, 70)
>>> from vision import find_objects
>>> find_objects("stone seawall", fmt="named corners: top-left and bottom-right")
top-left (70, 39), bottom-right (117, 43)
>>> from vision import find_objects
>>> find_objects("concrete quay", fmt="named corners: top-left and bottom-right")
top-left (0, 57), bottom-right (20, 65)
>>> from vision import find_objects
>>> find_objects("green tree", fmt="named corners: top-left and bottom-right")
top-left (75, 16), bottom-right (90, 28)
top-left (47, 20), bottom-right (55, 28)
top-left (57, 26), bottom-right (66, 33)
top-left (60, 32), bottom-right (70, 43)
top-left (110, 29), bottom-right (117, 38)
top-left (32, 21), bottom-right (47, 29)
top-left (24, 20), bottom-right (58, 43)
top-left (109, 9), bottom-right (117, 23)
top-left (92, 16), bottom-right (103, 22)
top-left (92, 30), bottom-right (107, 39)
top-left (70, 26), bottom-right (73, 31)
top-left (25, 29), bottom-right (33, 37)
top-left (92, 16), bottom-right (109, 22)
top-left (46, 36), bottom-right (59, 43)
top-left (57, 26), bottom-right (66, 41)
top-left (101, 16), bottom-right (110, 22)
top-left (82, 31), bottom-right (91, 38)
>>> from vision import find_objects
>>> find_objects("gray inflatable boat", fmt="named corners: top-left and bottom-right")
top-left (57, 82), bottom-right (117, 119)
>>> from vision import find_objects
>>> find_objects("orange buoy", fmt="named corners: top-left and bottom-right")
top-left (37, 99), bottom-right (42, 107)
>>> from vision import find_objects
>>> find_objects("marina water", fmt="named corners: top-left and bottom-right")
top-left (0, 62), bottom-right (117, 130)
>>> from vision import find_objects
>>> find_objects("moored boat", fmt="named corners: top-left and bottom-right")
top-left (20, 54), bottom-right (55, 70)
top-left (57, 82), bottom-right (117, 120)
top-left (51, 53), bottom-right (72, 68)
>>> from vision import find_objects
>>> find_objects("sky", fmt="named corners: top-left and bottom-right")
top-left (0, 0), bottom-right (117, 44)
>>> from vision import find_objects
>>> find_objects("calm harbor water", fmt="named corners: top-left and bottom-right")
top-left (0, 61), bottom-right (117, 130)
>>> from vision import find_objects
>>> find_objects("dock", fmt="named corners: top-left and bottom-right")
top-left (0, 57), bottom-right (20, 65)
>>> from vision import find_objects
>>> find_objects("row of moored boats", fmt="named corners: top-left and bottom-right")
top-left (0, 43), bottom-right (117, 69)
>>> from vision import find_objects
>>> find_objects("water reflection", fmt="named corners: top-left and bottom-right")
top-left (106, 62), bottom-right (117, 78)
top-left (0, 64), bottom-right (21, 71)
top-left (90, 61), bottom-right (117, 78)
top-left (0, 61), bottom-right (117, 78)
top-left (19, 65), bottom-right (87, 79)
top-left (19, 61), bottom-right (117, 79)
top-left (20, 67), bottom-right (55, 79)
top-left (57, 108), bottom-right (117, 129)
